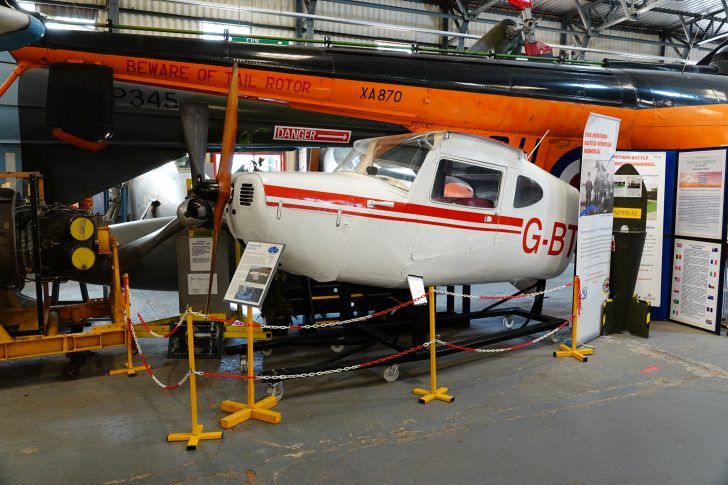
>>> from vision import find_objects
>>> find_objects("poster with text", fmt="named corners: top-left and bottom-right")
top-left (576, 113), bottom-right (620, 345)
top-left (189, 237), bottom-right (213, 272)
top-left (615, 151), bottom-right (667, 306)
top-left (224, 241), bottom-right (284, 307)
top-left (675, 150), bottom-right (726, 239)
top-left (669, 238), bottom-right (722, 332)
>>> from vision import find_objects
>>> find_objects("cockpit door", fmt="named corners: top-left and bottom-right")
top-left (409, 157), bottom-right (504, 263)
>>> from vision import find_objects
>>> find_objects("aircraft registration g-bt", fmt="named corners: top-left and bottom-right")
top-left (221, 131), bottom-right (578, 288)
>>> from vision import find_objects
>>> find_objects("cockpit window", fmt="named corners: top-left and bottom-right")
top-left (431, 159), bottom-right (501, 208)
top-left (514, 175), bottom-right (543, 208)
top-left (335, 132), bottom-right (443, 190)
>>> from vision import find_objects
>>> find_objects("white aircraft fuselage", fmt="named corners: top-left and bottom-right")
top-left (227, 132), bottom-right (578, 288)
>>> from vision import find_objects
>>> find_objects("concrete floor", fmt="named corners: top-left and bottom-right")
top-left (2, 277), bottom-right (728, 485)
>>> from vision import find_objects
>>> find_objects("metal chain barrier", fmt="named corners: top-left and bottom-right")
top-left (125, 304), bottom-right (191, 390)
top-left (188, 294), bottom-right (428, 331)
top-left (136, 311), bottom-right (187, 339)
top-left (575, 277), bottom-right (582, 316)
top-left (125, 285), bottom-right (188, 338)
top-left (124, 281), bottom-right (574, 388)
top-left (435, 281), bottom-right (573, 300)
top-left (425, 319), bottom-right (571, 354)
top-left (196, 343), bottom-right (427, 381)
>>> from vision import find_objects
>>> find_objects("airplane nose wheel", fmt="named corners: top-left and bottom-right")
top-left (502, 315), bottom-right (515, 329)
top-left (383, 364), bottom-right (400, 382)
top-left (267, 382), bottom-right (284, 401)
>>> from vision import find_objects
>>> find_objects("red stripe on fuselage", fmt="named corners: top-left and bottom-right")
top-left (266, 201), bottom-right (523, 234)
top-left (263, 184), bottom-right (524, 229)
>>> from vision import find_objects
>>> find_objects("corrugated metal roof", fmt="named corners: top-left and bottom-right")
top-left (30, 0), bottom-right (728, 60)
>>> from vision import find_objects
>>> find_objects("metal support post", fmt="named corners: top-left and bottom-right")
top-left (220, 306), bottom-right (281, 429)
top-left (412, 287), bottom-right (454, 404)
top-left (108, 273), bottom-right (145, 376)
top-left (29, 173), bottom-right (45, 335)
top-left (553, 276), bottom-right (594, 362)
top-left (168, 309), bottom-right (223, 449)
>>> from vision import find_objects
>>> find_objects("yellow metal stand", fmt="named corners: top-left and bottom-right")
top-left (413, 287), bottom-right (454, 404)
top-left (168, 310), bottom-right (222, 450)
top-left (553, 276), bottom-right (594, 362)
top-left (220, 306), bottom-right (281, 429)
top-left (108, 269), bottom-right (144, 376)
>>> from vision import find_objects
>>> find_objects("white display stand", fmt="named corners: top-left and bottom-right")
top-left (224, 241), bottom-right (284, 307)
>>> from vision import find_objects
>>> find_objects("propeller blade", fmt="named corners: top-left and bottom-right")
top-left (205, 63), bottom-right (238, 312)
top-left (180, 102), bottom-right (210, 185)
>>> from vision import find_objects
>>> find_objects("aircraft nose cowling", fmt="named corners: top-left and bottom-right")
top-left (228, 172), bottom-right (268, 243)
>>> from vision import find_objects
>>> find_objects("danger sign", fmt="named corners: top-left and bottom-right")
top-left (273, 125), bottom-right (351, 144)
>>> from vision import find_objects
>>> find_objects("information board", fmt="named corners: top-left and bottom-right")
top-left (224, 241), bottom-right (284, 307)
top-left (576, 113), bottom-right (620, 345)
top-left (675, 150), bottom-right (726, 239)
top-left (614, 151), bottom-right (667, 306)
top-left (669, 238), bottom-right (722, 332)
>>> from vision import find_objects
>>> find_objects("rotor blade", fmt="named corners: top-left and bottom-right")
top-left (205, 63), bottom-right (238, 312)
top-left (180, 102), bottom-right (210, 185)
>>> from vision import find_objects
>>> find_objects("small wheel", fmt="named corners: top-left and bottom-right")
top-left (261, 348), bottom-right (273, 357)
top-left (267, 382), bottom-right (284, 401)
top-left (62, 363), bottom-right (81, 380)
top-left (383, 364), bottom-right (400, 382)
top-left (239, 356), bottom-right (248, 374)
top-left (502, 315), bottom-right (514, 329)
top-left (330, 344), bottom-right (345, 353)
top-left (549, 328), bottom-right (562, 343)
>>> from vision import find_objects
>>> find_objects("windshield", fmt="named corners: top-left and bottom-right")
top-left (334, 132), bottom-right (443, 190)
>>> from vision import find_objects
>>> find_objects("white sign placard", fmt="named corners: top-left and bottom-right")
top-left (407, 275), bottom-right (427, 306)
top-left (576, 113), bottom-right (620, 345)
top-left (224, 241), bottom-right (284, 307)
top-left (188, 273), bottom-right (217, 295)
top-left (189, 237), bottom-right (213, 272)
top-left (670, 238), bottom-right (722, 332)
top-left (675, 150), bottom-right (726, 239)
top-left (614, 151), bottom-right (667, 306)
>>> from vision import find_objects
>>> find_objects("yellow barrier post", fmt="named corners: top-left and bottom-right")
top-left (168, 309), bottom-right (222, 450)
top-left (220, 305), bottom-right (281, 429)
top-left (108, 272), bottom-right (145, 376)
top-left (413, 287), bottom-right (454, 404)
top-left (553, 276), bottom-right (594, 362)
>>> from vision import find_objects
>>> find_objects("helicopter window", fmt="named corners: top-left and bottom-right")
top-left (431, 159), bottom-right (501, 209)
top-left (514, 175), bottom-right (543, 208)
